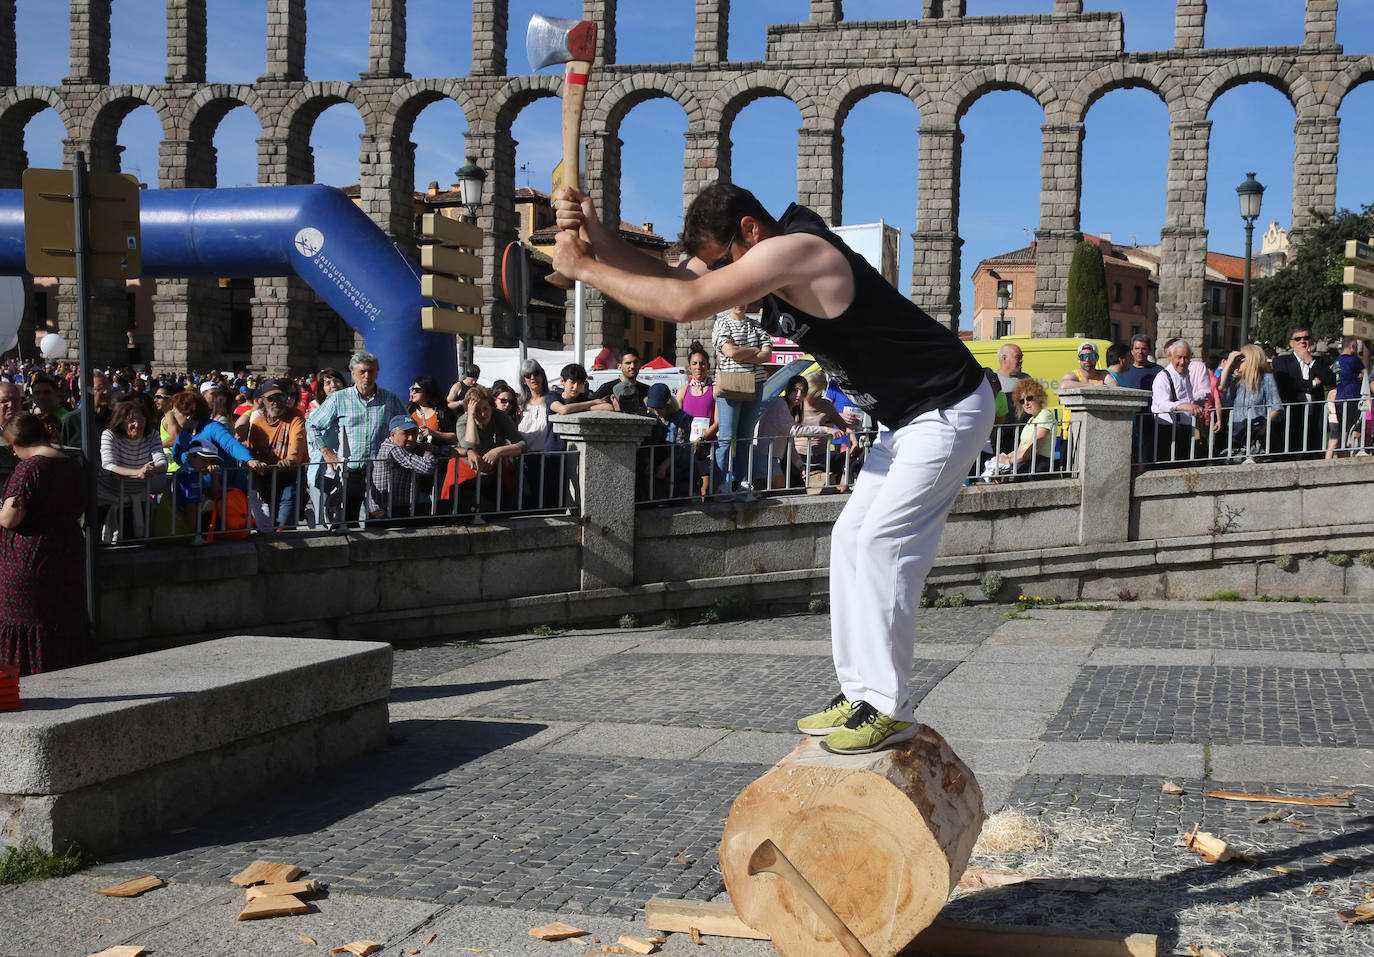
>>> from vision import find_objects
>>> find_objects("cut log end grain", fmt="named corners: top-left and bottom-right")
top-left (529, 922), bottom-right (589, 941)
top-left (720, 728), bottom-right (983, 957)
top-left (94, 875), bottom-right (164, 898)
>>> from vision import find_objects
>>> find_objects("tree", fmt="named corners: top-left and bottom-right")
top-left (1252, 203), bottom-right (1374, 346)
top-left (1066, 240), bottom-right (1110, 339)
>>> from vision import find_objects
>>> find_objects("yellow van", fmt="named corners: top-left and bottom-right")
top-left (963, 335), bottom-right (1113, 417)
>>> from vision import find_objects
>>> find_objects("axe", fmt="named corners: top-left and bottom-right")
top-left (527, 14), bottom-right (597, 212)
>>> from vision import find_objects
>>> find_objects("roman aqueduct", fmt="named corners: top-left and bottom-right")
top-left (0, 0), bottom-right (1366, 371)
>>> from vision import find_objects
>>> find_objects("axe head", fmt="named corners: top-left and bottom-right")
top-left (526, 14), bottom-right (597, 71)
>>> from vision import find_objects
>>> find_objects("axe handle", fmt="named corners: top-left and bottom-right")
top-left (561, 59), bottom-right (591, 196)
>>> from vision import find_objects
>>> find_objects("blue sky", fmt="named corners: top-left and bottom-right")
top-left (13, 0), bottom-right (1374, 331)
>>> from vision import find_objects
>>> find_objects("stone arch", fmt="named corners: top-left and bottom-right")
top-left (593, 75), bottom-right (703, 133)
top-left (1196, 57), bottom-right (1318, 118)
top-left (180, 85), bottom-right (270, 141)
top-left (489, 74), bottom-right (563, 132)
top-left (1068, 63), bottom-right (1185, 125)
top-left (277, 81), bottom-right (378, 144)
top-left (1330, 55), bottom-right (1374, 114)
top-left (947, 65), bottom-right (1059, 122)
top-left (380, 79), bottom-right (480, 146)
top-left (822, 68), bottom-right (931, 130)
top-left (709, 70), bottom-right (820, 131)
top-left (82, 86), bottom-right (175, 172)
top-left (0, 88), bottom-right (74, 187)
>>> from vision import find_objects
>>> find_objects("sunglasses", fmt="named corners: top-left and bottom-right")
top-left (708, 231), bottom-right (738, 271)
top-left (1020, 397), bottom-right (1038, 405)
top-left (1291, 336), bottom-right (1312, 343)
top-left (409, 386), bottom-right (423, 392)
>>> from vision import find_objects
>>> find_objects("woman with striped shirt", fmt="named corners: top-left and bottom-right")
top-left (99, 397), bottom-right (168, 541)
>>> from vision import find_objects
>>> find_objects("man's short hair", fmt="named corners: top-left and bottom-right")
top-left (29, 373), bottom-right (59, 392)
top-left (463, 364), bottom-right (480, 379)
top-left (1288, 325), bottom-right (1313, 341)
top-left (1130, 333), bottom-right (1152, 347)
top-left (348, 351), bottom-right (380, 372)
top-left (620, 346), bottom-right (641, 362)
top-left (560, 363), bottom-right (588, 382)
top-left (1167, 339), bottom-right (1193, 357)
top-left (997, 343), bottom-right (1022, 362)
top-left (1105, 343), bottom-right (1128, 367)
top-left (681, 183), bottom-right (780, 258)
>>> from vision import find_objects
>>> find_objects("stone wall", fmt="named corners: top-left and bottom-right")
top-left (0, 2), bottom-right (1365, 369)
top-left (94, 391), bottom-right (1374, 652)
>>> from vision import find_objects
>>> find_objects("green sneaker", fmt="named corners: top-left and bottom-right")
top-left (820, 701), bottom-right (918, 754)
top-left (796, 693), bottom-right (861, 736)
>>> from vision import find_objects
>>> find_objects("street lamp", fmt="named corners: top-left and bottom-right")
top-left (995, 285), bottom-right (1011, 339)
top-left (1236, 172), bottom-right (1265, 345)
top-left (454, 156), bottom-right (487, 371)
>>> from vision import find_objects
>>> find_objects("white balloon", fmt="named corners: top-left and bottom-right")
top-left (1, 334), bottom-right (16, 353)
top-left (0, 277), bottom-right (23, 346)
top-left (40, 332), bottom-right (67, 359)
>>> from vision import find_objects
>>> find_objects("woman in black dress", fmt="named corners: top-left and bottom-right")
top-left (0, 412), bottom-right (88, 675)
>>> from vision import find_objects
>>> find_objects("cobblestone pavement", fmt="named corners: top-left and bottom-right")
top-left (5, 602), bottom-right (1374, 956)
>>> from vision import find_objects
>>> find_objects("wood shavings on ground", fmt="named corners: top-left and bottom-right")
top-left (329, 943), bottom-right (381, 956)
top-left (530, 922), bottom-right (589, 941)
top-left (972, 808), bottom-right (1053, 855)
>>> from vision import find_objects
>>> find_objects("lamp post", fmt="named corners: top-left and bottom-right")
top-left (1236, 172), bottom-right (1265, 346)
top-left (455, 156), bottom-right (487, 372)
top-left (995, 286), bottom-right (1011, 339)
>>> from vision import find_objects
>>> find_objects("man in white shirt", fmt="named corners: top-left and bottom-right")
top-left (1151, 340), bottom-right (1204, 463)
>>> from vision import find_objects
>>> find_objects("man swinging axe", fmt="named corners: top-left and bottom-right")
top-left (553, 184), bottom-right (994, 754)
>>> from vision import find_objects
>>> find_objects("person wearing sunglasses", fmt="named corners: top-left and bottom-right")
top-left (996, 378), bottom-right (1055, 474)
top-left (552, 181), bottom-right (993, 755)
top-left (1272, 325), bottom-right (1332, 458)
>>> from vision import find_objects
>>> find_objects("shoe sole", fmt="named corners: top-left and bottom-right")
top-left (819, 722), bottom-right (920, 755)
top-left (797, 723), bottom-right (843, 736)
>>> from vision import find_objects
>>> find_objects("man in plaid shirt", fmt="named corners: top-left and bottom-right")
top-left (307, 351), bottom-right (406, 522)
top-left (367, 416), bottom-right (441, 518)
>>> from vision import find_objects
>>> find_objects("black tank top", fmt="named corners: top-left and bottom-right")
top-left (758, 205), bottom-right (985, 429)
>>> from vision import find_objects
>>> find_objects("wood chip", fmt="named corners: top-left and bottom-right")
top-left (1189, 945), bottom-right (1228, 957)
top-left (424, 934), bottom-right (437, 946)
top-left (94, 875), bottom-right (164, 898)
top-left (673, 857), bottom-right (693, 865)
top-left (229, 860), bottom-right (305, 886)
top-left (688, 927), bottom-right (703, 945)
top-left (957, 866), bottom-right (1039, 890)
top-left (236, 894), bottom-right (309, 921)
top-left (1337, 903), bottom-right (1374, 924)
top-left (329, 943), bottom-right (382, 956)
top-left (529, 923), bottom-right (589, 941)
top-left (1162, 781), bottom-right (1185, 795)
top-left (616, 937), bottom-right (657, 954)
top-left (299, 938), bottom-right (318, 946)
top-left (1184, 824), bottom-right (1237, 864)
top-left (1325, 854), bottom-right (1364, 869)
top-left (245, 879), bottom-right (322, 900)
top-left (1310, 885), bottom-right (1329, 896)
top-left (1205, 789), bottom-right (1352, 808)
top-left (86, 947), bottom-right (146, 957)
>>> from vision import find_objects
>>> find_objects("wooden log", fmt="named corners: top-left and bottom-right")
top-left (720, 729), bottom-right (983, 957)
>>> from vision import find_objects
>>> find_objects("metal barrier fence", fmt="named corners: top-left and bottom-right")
top-left (1133, 397), bottom-right (1372, 467)
top-left (635, 416), bottom-right (1079, 505)
top-left (97, 448), bottom-right (579, 545)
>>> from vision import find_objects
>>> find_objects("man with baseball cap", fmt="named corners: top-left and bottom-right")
top-left (638, 382), bottom-right (694, 500)
top-left (367, 413), bottom-right (441, 519)
top-left (1059, 341), bottom-right (1108, 392)
top-left (244, 379), bottom-right (307, 528)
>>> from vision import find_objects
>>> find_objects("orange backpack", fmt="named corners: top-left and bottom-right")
top-left (207, 487), bottom-right (253, 542)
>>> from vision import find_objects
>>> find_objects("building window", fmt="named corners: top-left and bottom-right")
top-left (1112, 283), bottom-right (1122, 303)
top-left (1111, 321), bottom-right (1121, 342)
top-left (1133, 285), bottom-right (1143, 307)
top-left (33, 291), bottom-right (47, 326)
top-left (1211, 288), bottom-right (1224, 315)
top-left (1231, 288), bottom-right (1242, 318)
top-left (1210, 321), bottom-right (1220, 348)
top-left (1131, 324), bottom-right (1141, 337)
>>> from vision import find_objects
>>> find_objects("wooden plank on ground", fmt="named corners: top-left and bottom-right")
top-left (229, 860), bottom-right (305, 886)
top-left (87, 947), bottom-right (146, 957)
top-left (246, 879), bottom-right (322, 900)
top-left (1204, 790), bottom-right (1351, 808)
top-left (644, 898), bottom-right (1156, 956)
top-left (529, 922), bottom-right (589, 941)
top-left (907, 919), bottom-right (1157, 957)
top-left (236, 894), bottom-right (310, 921)
top-left (94, 874), bottom-right (164, 897)
top-left (643, 898), bottom-right (770, 940)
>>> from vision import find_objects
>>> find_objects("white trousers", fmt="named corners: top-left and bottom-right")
top-left (829, 382), bottom-right (995, 721)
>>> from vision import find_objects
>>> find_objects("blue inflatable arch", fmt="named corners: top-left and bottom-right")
top-left (0, 185), bottom-right (455, 394)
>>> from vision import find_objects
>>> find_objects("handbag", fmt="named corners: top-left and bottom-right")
top-left (715, 368), bottom-right (756, 401)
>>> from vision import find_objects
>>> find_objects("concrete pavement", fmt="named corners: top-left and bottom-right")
top-left (2, 601), bottom-right (1373, 956)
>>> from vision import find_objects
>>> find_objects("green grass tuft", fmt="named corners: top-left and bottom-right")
top-left (0, 843), bottom-right (93, 885)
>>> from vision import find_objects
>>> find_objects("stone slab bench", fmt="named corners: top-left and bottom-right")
top-left (0, 636), bottom-right (392, 854)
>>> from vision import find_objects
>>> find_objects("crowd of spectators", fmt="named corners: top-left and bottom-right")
top-left (0, 320), bottom-right (1368, 539)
